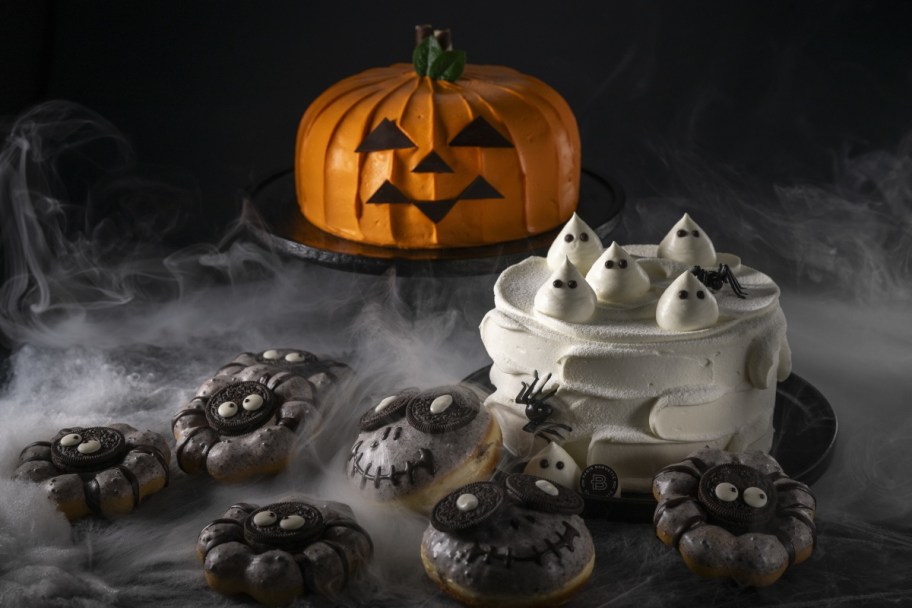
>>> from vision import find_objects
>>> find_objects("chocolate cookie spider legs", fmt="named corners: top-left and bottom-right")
top-left (13, 423), bottom-right (171, 520)
top-left (172, 350), bottom-right (347, 482)
top-left (653, 447), bottom-right (817, 587)
top-left (197, 497), bottom-right (372, 606)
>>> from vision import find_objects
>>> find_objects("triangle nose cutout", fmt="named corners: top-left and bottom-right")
top-left (412, 150), bottom-right (454, 173)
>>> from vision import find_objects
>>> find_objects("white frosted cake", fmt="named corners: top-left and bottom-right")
top-left (480, 213), bottom-right (792, 493)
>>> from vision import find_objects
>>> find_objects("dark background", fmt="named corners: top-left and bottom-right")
top-left (2, 2), bottom-right (912, 607)
top-left (3, 0), bottom-right (910, 241)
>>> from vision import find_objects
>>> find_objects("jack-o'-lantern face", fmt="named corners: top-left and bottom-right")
top-left (296, 44), bottom-right (580, 249)
top-left (356, 115), bottom-right (513, 224)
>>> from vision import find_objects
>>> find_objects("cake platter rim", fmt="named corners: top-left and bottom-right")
top-left (243, 167), bottom-right (624, 277)
top-left (462, 365), bottom-right (837, 521)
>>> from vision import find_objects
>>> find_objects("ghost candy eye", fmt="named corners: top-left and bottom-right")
top-left (678, 290), bottom-right (689, 299)
top-left (618, 259), bottom-right (628, 269)
top-left (553, 279), bottom-right (564, 288)
top-left (579, 233), bottom-right (589, 242)
top-left (605, 260), bottom-right (614, 269)
top-left (697, 291), bottom-right (706, 299)
top-left (564, 234), bottom-right (575, 243)
top-left (677, 229), bottom-right (688, 237)
top-left (692, 230), bottom-right (700, 237)
top-left (567, 280), bottom-right (578, 289)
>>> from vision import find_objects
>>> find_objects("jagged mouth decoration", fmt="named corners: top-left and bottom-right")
top-left (348, 439), bottom-right (436, 488)
top-left (365, 175), bottom-right (504, 223)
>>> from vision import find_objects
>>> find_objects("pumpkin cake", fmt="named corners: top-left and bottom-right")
top-left (480, 213), bottom-right (792, 494)
top-left (295, 26), bottom-right (581, 249)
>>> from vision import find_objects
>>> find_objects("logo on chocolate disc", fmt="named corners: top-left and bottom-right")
top-left (580, 464), bottom-right (619, 498)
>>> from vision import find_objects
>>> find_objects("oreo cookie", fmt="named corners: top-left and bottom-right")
top-left (205, 381), bottom-right (278, 436)
top-left (406, 386), bottom-right (478, 434)
top-left (358, 390), bottom-right (417, 432)
top-left (50, 427), bottom-right (128, 472)
top-left (243, 502), bottom-right (324, 549)
top-left (697, 463), bottom-right (778, 530)
top-left (504, 473), bottom-right (584, 515)
top-left (431, 481), bottom-right (504, 533)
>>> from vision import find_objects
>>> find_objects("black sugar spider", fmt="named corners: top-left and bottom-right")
top-left (515, 370), bottom-right (572, 442)
top-left (690, 264), bottom-right (747, 299)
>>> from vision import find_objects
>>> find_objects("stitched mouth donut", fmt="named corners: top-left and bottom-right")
top-left (421, 474), bottom-right (594, 607)
top-left (346, 384), bottom-right (501, 514)
top-left (13, 423), bottom-right (171, 520)
top-left (653, 447), bottom-right (817, 587)
top-left (197, 497), bottom-right (372, 606)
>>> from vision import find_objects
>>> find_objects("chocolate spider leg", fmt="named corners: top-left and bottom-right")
top-left (721, 264), bottom-right (748, 299)
top-left (516, 370), bottom-right (541, 403)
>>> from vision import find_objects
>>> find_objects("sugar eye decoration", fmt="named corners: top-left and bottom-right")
top-left (564, 234), bottom-right (574, 243)
top-left (743, 486), bottom-right (768, 508)
top-left (697, 290), bottom-right (706, 300)
top-left (678, 290), bottom-right (689, 299)
top-left (242, 394), bottom-right (264, 411)
top-left (714, 482), bottom-right (739, 502)
top-left (692, 230), bottom-right (700, 237)
top-left (553, 279), bottom-right (564, 288)
top-left (218, 401), bottom-right (239, 417)
top-left (579, 233), bottom-right (589, 242)
top-left (253, 510), bottom-right (278, 527)
top-left (567, 280), bottom-right (578, 289)
top-left (676, 229), bottom-right (688, 237)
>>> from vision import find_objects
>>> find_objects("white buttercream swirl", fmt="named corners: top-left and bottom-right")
top-left (586, 242), bottom-right (651, 303)
top-left (533, 257), bottom-right (597, 323)
top-left (657, 213), bottom-right (718, 266)
top-left (546, 213), bottom-right (604, 274)
top-left (655, 271), bottom-right (720, 331)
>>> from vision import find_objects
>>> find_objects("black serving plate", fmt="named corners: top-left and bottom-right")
top-left (462, 366), bottom-right (837, 521)
top-left (245, 168), bottom-right (624, 276)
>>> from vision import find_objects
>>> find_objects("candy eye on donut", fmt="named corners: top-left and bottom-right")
top-left (742, 486), bottom-right (768, 508)
top-left (714, 482), bottom-right (739, 502)
top-left (242, 394), bottom-right (264, 411)
top-left (217, 401), bottom-right (239, 418)
top-left (59, 433), bottom-right (82, 447)
top-left (253, 510), bottom-right (278, 527)
top-left (280, 514), bottom-right (307, 530)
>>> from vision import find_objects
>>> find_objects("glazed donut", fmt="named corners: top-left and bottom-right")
top-left (172, 349), bottom-right (350, 482)
top-left (653, 447), bottom-right (817, 587)
top-left (13, 423), bottom-right (171, 520)
top-left (421, 474), bottom-right (595, 607)
top-left (196, 496), bottom-right (372, 606)
top-left (347, 384), bottom-right (501, 514)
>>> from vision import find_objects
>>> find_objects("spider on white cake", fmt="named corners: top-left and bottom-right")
top-left (515, 370), bottom-right (572, 441)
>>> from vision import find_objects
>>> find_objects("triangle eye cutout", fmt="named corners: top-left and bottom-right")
top-left (449, 116), bottom-right (514, 148)
top-left (356, 118), bottom-right (417, 153)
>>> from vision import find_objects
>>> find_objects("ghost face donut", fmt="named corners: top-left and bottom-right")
top-left (13, 423), bottom-right (171, 520)
top-left (421, 474), bottom-right (595, 607)
top-left (172, 361), bottom-right (326, 483)
top-left (347, 385), bottom-right (501, 514)
top-left (653, 447), bottom-right (817, 587)
top-left (197, 497), bottom-right (372, 606)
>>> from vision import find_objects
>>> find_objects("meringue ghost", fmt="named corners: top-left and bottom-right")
top-left (656, 271), bottom-right (719, 331)
top-left (586, 242), bottom-right (651, 303)
top-left (546, 213), bottom-right (604, 274)
top-left (657, 213), bottom-right (718, 267)
top-left (534, 257), bottom-right (597, 323)
top-left (523, 442), bottom-right (582, 490)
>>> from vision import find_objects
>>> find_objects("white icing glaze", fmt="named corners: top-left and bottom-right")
top-left (280, 515), bottom-right (306, 530)
top-left (743, 486), bottom-right (768, 508)
top-left (262, 349), bottom-right (281, 360)
top-left (585, 242), bottom-right (651, 303)
top-left (533, 258), bottom-right (596, 323)
top-left (657, 213), bottom-right (718, 266)
top-left (546, 213), bottom-right (604, 274)
top-left (655, 271), bottom-right (720, 331)
top-left (374, 395), bottom-right (397, 413)
top-left (253, 511), bottom-right (277, 526)
top-left (77, 439), bottom-right (101, 454)
top-left (285, 352), bottom-right (305, 363)
top-left (242, 394), bottom-right (264, 411)
top-left (218, 401), bottom-right (239, 418)
top-left (715, 482), bottom-right (739, 502)
top-left (429, 394), bottom-right (453, 414)
top-left (522, 442), bottom-right (582, 490)
top-left (60, 433), bottom-right (82, 447)
top-left (534, 479), bottom-right (559, 496)
top-left (456, 493), bottom-right (479, 512)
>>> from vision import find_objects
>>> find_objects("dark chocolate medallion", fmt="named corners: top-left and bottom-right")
top-left (579, 464), bottom-right (619, 499)
top-left (50, 427), bottom-right (128, 472)
top-left (697, 463), bottom-right (778, 530)
top-left (205, 381), bottom-right (278, 436)
top-left (406, 386), bottom-right (478, 434)
top-left (243, 502), bottom-right (324, 549)
top-left (505, 473), bottom-right (584, 515)
top-left (359, 390), bottom-right (417, 432)
top-left (431, 481), bottom-right (504, 533)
